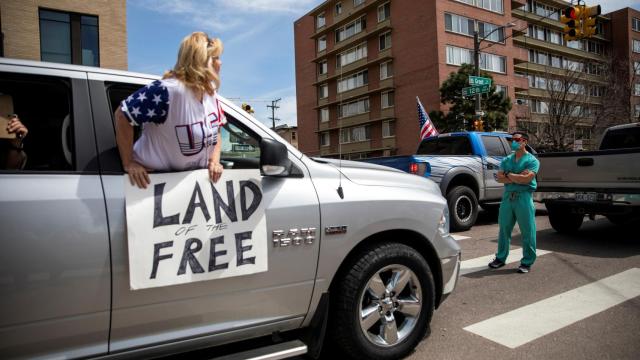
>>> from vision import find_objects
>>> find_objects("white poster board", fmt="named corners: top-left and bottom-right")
top-left (125, 169), bottom-right (268, 290)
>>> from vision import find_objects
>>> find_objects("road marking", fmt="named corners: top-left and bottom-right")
top-left (451, 234), bottom-right (471, 241)
top-left (460, 248), bottom-right (552, 276)
top-left (464, 268), bottom-right (640, 348)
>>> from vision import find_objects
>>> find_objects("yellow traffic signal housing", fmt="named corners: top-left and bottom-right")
top-left (582, 5), bottom-right (601, 38)
top-left (561, 6), bottom-right (584, 41)
top-left (241, 103), bottom-right (254, 114)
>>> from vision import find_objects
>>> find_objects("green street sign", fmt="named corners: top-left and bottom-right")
top-left (469, 76), bottom-right (492, 86)
top-left (462, 84), bottom-right (490, 97)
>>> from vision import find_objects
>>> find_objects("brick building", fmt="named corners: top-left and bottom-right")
top-left (294, 0), bottom-right (638, 158)
top-left (607, 7), bottom-right (640, 121)
top-left (275, 124), bottom-right (299, 149)
top-left (0, 0), bottom-right (127, 70)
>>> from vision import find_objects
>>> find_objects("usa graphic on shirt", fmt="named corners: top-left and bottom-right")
top-left (121, 78), bottom-right (226, 171)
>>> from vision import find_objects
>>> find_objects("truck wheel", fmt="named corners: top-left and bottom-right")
top-left (447, 186), bottom-right (478, 232)
top-left (547, 205), bottom-right (583, 233)
top-left (331, 242), bottom-right (435, 360)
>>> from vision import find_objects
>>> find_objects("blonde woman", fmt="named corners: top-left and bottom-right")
top-left (115, 32), bottom-right (225, 188)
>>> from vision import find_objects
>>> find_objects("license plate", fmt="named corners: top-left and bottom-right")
top-left (576, 192), bottom-right (597, 202)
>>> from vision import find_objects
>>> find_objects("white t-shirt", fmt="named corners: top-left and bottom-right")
top-left (120, 78), bottom-right (226, 171)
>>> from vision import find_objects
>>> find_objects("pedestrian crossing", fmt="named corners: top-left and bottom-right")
top-left (449, 235), bottom-right (640, 350)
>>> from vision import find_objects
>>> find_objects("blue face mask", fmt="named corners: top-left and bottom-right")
top-left (511, 141), bottom-right (521, 151)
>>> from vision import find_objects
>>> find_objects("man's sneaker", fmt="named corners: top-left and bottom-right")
top-left (517, 264), bottom-right (531, 273)
top-left (488, 258), bottom-right (505, 269)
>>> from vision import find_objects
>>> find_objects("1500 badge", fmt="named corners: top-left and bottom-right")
top-left (272, 228), bottom-right (316, 247)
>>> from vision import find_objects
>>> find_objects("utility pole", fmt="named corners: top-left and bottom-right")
top-left (473, 24), bottom-right (481, 117)
top-left (267, 98), bottom-right (281, 130)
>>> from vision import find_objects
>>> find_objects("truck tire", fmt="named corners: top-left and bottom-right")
top-left (447, 186), bottom-right (478, 232)
top-left (331, 242), bottom-right (435, 360)
top-left (547, 205), bottom-right (583, 233)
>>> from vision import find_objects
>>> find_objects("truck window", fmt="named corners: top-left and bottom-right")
top-left (481, 135), bottom-right (507, 156)
top-left (106, 83), bottom-right (144, 140)
top-left (0, 72), bottom-right (74, 171)
top-left (599, 127), bottom-right (640, 150)
top-left (417, 136), bottom-right (472, 155)
top-left (220, 116), bottom-right (261, 169)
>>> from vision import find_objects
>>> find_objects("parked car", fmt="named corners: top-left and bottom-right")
top-left (362, 132), bottom-right (535, 231)
top-left (535, 123), bottom-right (640, 233)
top-left (0, 58), bottom-right (461, 360)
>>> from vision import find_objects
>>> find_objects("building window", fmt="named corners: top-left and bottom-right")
top-left (316, 13), bottom-right (325, 28)
top-left (455, 0), bottom-right (503, 14)
top-left (567, 39), bottom-right (585, 51)
top-left (291, 131), bottom-right (297, 140)
top-left (587, 41), bottom-right (603, 55)
top-left (39, 9), bottom-right (99, 66)
top-left (530, 99), bottom-right (549, 114)
top-left (564, 59), bottom-right (583, 72)
top-left (634, 39), bottom-right (640, 53)
top-left (633, 18), bottom-right (640, 32)
top-left (337, 70), bottom-right (368, 93)
top-left (339, 97), bottom-right (370, 117)
top-left (446, 45), bottom-right (506, 73)
top-left (378, 2), bottom-right (390, 22)
top-left (320, 107), bottom-right (329, 122)
top-left (319, 84), bottom-right (328, 99)
top-left (379, 31), bottom-right (392, 50)
top-left (320, 132), bottom-right (330, 146)
top-left (354, 0), bottom-right (365, 7)
top-left (634, 83), bottom-right (640, 96)
top-left (340, 125), bottom-right (371, 143)
top-left (635, 104), bottom-right (640, 118)
top-left (380, 61), bottom-right (393, 79)
top-left (336, 2), bottom-right (343, 15)
top-left (550, 55), bottom-right (562, 68)
top-left (318, 36), bottom-right (327, 52)
top-left (318, 60), bottom-right (328, 75)
top-left (382, 120), bottom-right (395, 138)
top-left (589, 86), bottom-right (603, 97)
top-left (335, 16), bottom-right (366, 42)
top-left (495, 85), bottom-right (507, 98)
top-left (381, 91), bottom-right (394, 108)
top-left (337, 42), bottom-right (367, 67)
top-left (444, 13), bottom-right (505, 43)
top-left (635, 61), bottom-right (640, 75)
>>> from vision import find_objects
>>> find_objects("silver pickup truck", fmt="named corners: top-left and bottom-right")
top-left (535, 123), bottom-right (640, 233)
top-left (0, 59), bottom-right (460, 360)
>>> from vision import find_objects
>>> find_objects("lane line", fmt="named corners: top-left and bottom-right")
top-left (451, 234), bottom-right (471, 241)
top-left (463, 268), bottom-right (640, 348)
top-left (460, 248), bottom-right (552, 276)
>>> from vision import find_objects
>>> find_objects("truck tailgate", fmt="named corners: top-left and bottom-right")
top-left (537, 149), bottom-right (640, 191)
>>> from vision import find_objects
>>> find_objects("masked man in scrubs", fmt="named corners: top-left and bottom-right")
top-left (488, 132), bottom-right (540, 273)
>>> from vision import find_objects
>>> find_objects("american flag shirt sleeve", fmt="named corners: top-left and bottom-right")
top-left (120, 80), bottom-right (169, 126)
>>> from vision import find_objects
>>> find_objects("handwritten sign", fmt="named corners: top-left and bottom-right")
top-left (125, 169), bottom-right (268, 290)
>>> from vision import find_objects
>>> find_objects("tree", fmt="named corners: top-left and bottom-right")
top-left (430, 64), bottom-right (512, 133)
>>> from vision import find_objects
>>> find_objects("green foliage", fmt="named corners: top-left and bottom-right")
top-left (433, 64), bottom-right (512, 132)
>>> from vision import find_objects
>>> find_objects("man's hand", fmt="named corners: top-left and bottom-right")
top-left (124, 160), bottom-right (150, 189)
top-left (208, 160), bottom-right (223, 183)
top-left (7, 115), bottom-right (28, 144)
top-left (496, 171), bottom-right (512, 184)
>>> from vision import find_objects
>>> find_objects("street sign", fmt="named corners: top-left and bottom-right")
top-left (462, 84), bottom-right (490, 97)
top-left (475, 110), bottom-right (486, 116)
top-left (469, 76), bottom-right (492, 86)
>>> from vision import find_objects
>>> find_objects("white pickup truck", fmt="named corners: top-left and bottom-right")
top-left (534, 123), bottom-right (640, 233)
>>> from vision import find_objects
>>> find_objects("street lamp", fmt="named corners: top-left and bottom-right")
top-left (473, 22), bottom-right (515, 117)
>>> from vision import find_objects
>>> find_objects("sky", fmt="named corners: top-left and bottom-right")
top-left (127, 0), bottom-right (640, 127)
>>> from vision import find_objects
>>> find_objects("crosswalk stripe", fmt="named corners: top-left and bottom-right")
top-left (463, 268), bottom-right (640, 348)
top-left (451, 234), bottom-right (471, 241)
top-left (460, 248), bottom-right (552, 276)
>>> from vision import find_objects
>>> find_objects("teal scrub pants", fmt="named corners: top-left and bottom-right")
top-left (496, 191), bottom-right (537, 266)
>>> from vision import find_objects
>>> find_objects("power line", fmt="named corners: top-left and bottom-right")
top-left (267, 98), bottom-right (281, 130)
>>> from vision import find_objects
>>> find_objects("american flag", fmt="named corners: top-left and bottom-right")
top-left (417, 96), bottom-right (438, 140)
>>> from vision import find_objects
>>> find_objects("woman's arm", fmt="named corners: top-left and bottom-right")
top-left (115, 108), bottom-right (150, 188)
top-left (208, 131), bottom-right (223, 183)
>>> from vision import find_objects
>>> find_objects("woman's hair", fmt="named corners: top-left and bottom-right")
top-left (163, 32), bottom-right (223, 96)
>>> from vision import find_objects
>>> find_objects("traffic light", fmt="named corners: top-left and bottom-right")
top-left (582, 5), bottom-right (601, 38)
top-left (241, 103), bottom-right (254, 114)
top-left (561, 6), bottom-right (582, 41)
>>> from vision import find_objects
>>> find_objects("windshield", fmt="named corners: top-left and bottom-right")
top-left (600, 127), bottom-right (640, 150)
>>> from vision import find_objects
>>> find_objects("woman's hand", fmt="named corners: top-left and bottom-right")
top-left (124, 160), bottom-right (150, 189)
top-left (7, 115), bottom-right (28, 145)
top-left (208, 160), bottom-right (223, 183)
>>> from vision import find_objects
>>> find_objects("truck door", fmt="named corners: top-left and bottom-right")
top-left (88, 75), bottom-right (320, 354)
top-left (0, 67), bottom-right (111, 358)
top-left (480, 135), bottom-right (508, 200)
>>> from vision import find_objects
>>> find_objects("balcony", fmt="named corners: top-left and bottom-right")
top-left (511, 9), bottom-right (609, 42)
top-left (516, 87), bottom-right (604, 105)
top-left (313, 48), bottom-right (393, 85)
top-left (314, 83), bottom-right (395, 109)
top-left (513, 62), bottom-right (607, 84)
top-left (513, 36), bottom-right (605, 62)
top-left (312, 0), bottom-right (390, 38)
top-left (315, 114), bottom-right (396, 132)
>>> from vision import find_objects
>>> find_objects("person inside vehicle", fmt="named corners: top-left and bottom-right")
top-left (115, 32), bottom-right (226, 188)
top-left (1, 114), bottom-right (28, 170)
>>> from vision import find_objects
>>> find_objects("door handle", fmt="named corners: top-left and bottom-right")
top-left (577, 158), bottom-right (594, 167)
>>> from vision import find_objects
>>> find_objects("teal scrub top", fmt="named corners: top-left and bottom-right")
top-left (500, 152), bottom-right (540, 192)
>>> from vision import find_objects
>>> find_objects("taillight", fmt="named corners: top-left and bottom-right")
top-left (409, 162), bottom-right (418, 174)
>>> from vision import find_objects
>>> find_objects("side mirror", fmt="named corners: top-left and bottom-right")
top-left (260, 138), bottom-right (293, 177)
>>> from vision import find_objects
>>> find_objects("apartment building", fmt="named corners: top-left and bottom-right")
top-left (608, 7), bottom-right (640, 121)
top-left (275, 124), bottom-right (299, 149)
top-left (0, 0), bottom-right (127, 70)
top-left (295, 0), bottom-right (638, 157)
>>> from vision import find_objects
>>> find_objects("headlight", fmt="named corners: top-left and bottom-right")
top-left (438, 206), bottom-right (450, 235)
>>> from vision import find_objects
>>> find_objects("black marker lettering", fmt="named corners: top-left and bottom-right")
top-left (209, 235), bottom-right (229, 271)
top-left (240, 181), bottom-right (262, 221)
top-left (235, 231), bottom-right (255, 266)
top-left (177, 238), bottom-right (205, 275)
top-left (150, 241), bottom-right (173, 279)
top-left (182, 182), bottom-right (211, 224)
top-left (153, 183), bottom-right (180, 228)
top-left (211, 180), bottom-right (238, 224)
